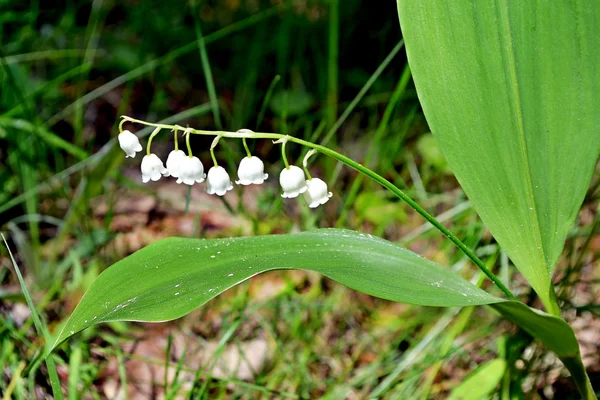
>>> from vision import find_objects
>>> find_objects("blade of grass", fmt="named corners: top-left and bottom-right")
top-left (335, 64), bottom-right (411, 227)
top-left (73, 0), bottom-right (107, 148)
top-left (1, 234), bottom-right (64, 400)
top-left (164, 333), bottom-right (173, 396)
top-left (165, 341), bottom-right (189, 400)
top-left (115, 345), bottom-right (129, 400)
top-left (192, 7), bottom-right (223, 130)
top-left (67, 343), bottom-right (82, 400)
top-left (326, 0), bottom-right (339, 129)
top-left (256, 75), bottom-right (281, 130)
top-left (406, 152), bottom-right (427, 200)
top-left (1, 49), bottom-right (95, 64)
top-left (320, 39), bottom-right (404, 147)
top-left (2, 360), bottom-right (25, 400)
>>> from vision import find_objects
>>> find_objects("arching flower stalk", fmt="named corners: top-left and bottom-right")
top-left (114, 114), bottom-right (516, 300)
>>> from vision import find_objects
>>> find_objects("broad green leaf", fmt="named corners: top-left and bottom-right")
top-left (53, 229), bottom-right (496, 346)
top-left (449, 358), bottom-right (506, 400)
top-left (52, 230), bottom-right (581, 364)
top-left (396, 1), bottom-right (600, 310)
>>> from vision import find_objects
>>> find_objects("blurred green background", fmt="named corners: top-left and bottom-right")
top-left (0, 0), bottom-right (597, 398)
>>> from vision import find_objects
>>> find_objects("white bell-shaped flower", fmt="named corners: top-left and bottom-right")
top-left (176, 156), bottom-right (206, 185)
top-left (165, 149), bottom-right (187, 178)
top-left (236, 156), bottom-right (268, 185)
top-left (303, 178), bottom-right (332, 208)
top-left (118, 130), bottom-right (142, 158)
top-left (140, 153), bottom-right (168, 183)
top-left (279, 166), bottom-right (308, 198)
top-left (206, 166), bottom-right (233, 196)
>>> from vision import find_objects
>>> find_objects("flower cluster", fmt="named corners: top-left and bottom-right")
top-left (117, 127), bottom-right (332, 208)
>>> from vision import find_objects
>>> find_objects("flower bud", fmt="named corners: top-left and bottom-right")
top-left (165, 150), bottom-right (187, 178)
top-left (279, 166), bottom-right (308, 198)
top-left (140, 154), bottom-right (168, 183)
top-left (236, 156), bottom-right (268, 185)
top-left (118, 130), bottom-right (142, 158)
top-left (303, 178), bottom-right (332, 208)
top-left (176, 156), bottom-right (206, 185)
top-left (206, 166), bottom-right (233, 196)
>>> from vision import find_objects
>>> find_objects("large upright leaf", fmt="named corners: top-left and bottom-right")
top-left (397, 1), bottom-right (600, 310)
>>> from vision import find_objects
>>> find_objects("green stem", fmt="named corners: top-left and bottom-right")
top-left (118, 118), bottom-right (126, 133)
top-left (303, 149), bottom-right (316, 180)
top-left (562, 357), bottom-right (597, 400)
top-left (242, 137), bottom-right (252, 158)
top-left (303, 166), bottom-right (312, 180)
top-left (185, 130), bottom-right (193, 158)
top-left (120, 115), bottom-right (516, 299)
top-left (146, 127), bottom-right (161, 156)
top-left (173, 128), bottom-right (179, 152)
top-left (544, 288), bottom-right (562, 317)
top-left (210, 147), bottom-right (218, 167)
top-left (210, 135), bottom-right (221, 167)
top-left (280, 138), bottom-right (290, 169)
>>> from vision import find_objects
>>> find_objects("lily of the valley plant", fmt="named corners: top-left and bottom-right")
top-left (53, 111), bottom-right (596, 399)
top-left (51, 2), bottom-right (598, 398)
